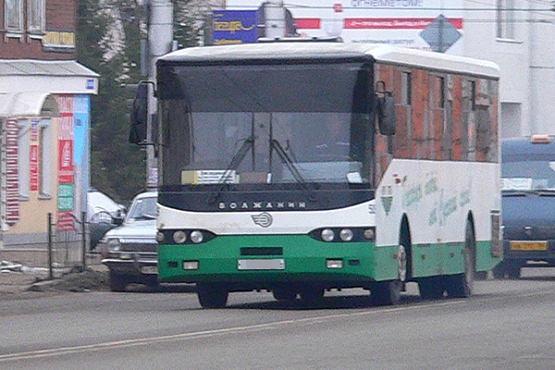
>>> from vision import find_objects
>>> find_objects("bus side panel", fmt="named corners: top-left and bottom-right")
top-left (374, 159), bottom-right (501, 280)
top-left (372, 63), bottom-right (501, 279)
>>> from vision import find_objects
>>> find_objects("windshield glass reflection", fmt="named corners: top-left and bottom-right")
top-left (126, 197), bottom-right (157, 221)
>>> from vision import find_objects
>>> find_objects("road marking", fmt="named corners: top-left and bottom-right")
top-left (1, 289), bottom-right (554, 362)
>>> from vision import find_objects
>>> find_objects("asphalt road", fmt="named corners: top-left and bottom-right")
top-left (1, 268), bottom-right (554, 370)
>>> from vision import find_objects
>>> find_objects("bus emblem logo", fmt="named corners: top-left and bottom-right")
top-left (381, 196), bottom-right (393, 215)
top-left (252, 213), bottom-right (273, 228)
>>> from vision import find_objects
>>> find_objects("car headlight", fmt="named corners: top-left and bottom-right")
top-left (107, 238), bottom-right (122, 252)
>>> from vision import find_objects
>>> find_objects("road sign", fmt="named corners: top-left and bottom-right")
top-left (420, 15), bottom-right (462, 53)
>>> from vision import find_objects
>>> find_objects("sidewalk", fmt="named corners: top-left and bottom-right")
top-left (0, 259), bottom-right (109, 298)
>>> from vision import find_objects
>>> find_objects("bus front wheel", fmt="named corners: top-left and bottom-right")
top-left (371, 280), bottom-right (403, 306)
top-left (273, 287), bottom-right (298, 301)
top-left (445, 221), bottom-right (475, 298)
top-left (197, 283), bottom-right (229, 309)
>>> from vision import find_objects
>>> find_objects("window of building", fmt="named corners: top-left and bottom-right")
top-left (497, 0), bottom-right (516, 39)
top-left (433, 76), bottom-right (445, 109)
top-left (470, 80), bottom-right (476, 111)
top-left (17, 120), bottom-right (30, 200)
top-left (402, 72), bottom-right (412, 106)
top-left (39, 119), bottom-right (53, 198)
top-left (27, 0), bottom-right (45, 34)
top-left (5, 0), bottom-right (23, 32)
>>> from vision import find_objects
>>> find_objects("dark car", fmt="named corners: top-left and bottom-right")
top-left (100, 191), bottom-right (158, 291)
top-left (494, 135), bottom-right (555, 278)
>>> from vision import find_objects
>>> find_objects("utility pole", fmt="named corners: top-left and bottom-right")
top-left (146, 0), bottom-right (173, 189)
top-left (263, 1), bottom-right (286, 39)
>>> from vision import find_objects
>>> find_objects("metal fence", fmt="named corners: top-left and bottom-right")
top-left (47, 212), bottom-right (89, 279)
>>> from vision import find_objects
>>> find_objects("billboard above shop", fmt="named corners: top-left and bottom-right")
top-left (212, 10), bottom-right (259, 45)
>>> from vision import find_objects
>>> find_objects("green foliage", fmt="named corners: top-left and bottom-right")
top-left (76, 0), bottom-right (207, 203)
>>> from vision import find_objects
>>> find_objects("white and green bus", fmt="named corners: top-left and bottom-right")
top-left (140, 42), bottom-right (502, 308)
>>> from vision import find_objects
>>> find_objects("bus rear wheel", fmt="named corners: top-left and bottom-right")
top-left (419, 277), bottom-right (445, 300)
top-left (197, 283), bottom-right (229, 309)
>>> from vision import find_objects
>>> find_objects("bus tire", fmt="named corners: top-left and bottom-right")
top-left (272, 287), bottom-right (298, 301)
top-left (398, 218), bottom-right (412, 283)
top-left (372, 280), bottom-right (402, 306)
top-left (419, 277), bottom-right (445, 300)
top-left (445, 220), bottom-right (475, 298)
top-left (197, 283), bottom-right (229, 309)
top-left (372, 222), bottom-right (411, 305)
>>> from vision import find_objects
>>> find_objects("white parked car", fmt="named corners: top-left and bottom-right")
top-left (87, 190), bottom-right (126, 250)
top-left (100, 191), bottom-right (158, 292)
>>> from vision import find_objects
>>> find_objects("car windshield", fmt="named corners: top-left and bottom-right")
top-left (502, 156), bottom-right (555, 191)
top-left (126, 196), bottom-right (157, 221)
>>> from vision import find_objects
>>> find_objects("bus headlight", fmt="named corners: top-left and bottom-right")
top-left (173, 231), bottom-right (187, 244)
top-left (156, 232), bottom-right (165, 243)
top-left (190, 230), bottom-right (204, 244)
top-left (364, 228), bottom-right (375, 241)
top-left (339, 229), bottom-right (354, 242)
top-left (321, 228), bottom-right (335, 242)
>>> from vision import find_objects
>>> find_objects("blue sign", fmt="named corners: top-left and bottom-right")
top-left (212, 10), bottom-right (258, 45)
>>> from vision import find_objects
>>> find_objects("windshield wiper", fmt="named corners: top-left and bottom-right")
top-left (210, 136), bottom-right (254, 203)
top-left (270, 139), bottom-right (315, 201)
top-left (502, 189), bottom-right (529, 197)
top-left (502, 189), bottom-right (555, 197)
top-left (533, 189), bottom-right (555, 196)
top-left (132, 214), bottom-right (157, 221)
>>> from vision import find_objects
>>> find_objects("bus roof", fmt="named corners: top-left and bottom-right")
top-left (159, 42), bottom-right (500, 79)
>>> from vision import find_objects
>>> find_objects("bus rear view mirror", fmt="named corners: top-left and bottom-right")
top-left (375, 81), bottom-right (397, 136)
top-left (127, 83), bottom-right (149, 144)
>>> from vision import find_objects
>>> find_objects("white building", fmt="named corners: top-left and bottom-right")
top-left (222, 0), bottom-right (555, 138)
top-left (464, 0), bottom-right (555, 137)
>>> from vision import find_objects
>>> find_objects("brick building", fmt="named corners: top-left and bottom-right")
top-left (0, 0), bottom-right (98, 266)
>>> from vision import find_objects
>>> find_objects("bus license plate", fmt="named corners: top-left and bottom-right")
top-left (141, 266), bottom-right (158, 274)
top-left (510, 241), bottom-right (548, 251)
top-left (238, 259), bottom-right (285, 270)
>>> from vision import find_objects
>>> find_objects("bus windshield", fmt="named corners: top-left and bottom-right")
top-left (159, 62), bottom-right (373, 186)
